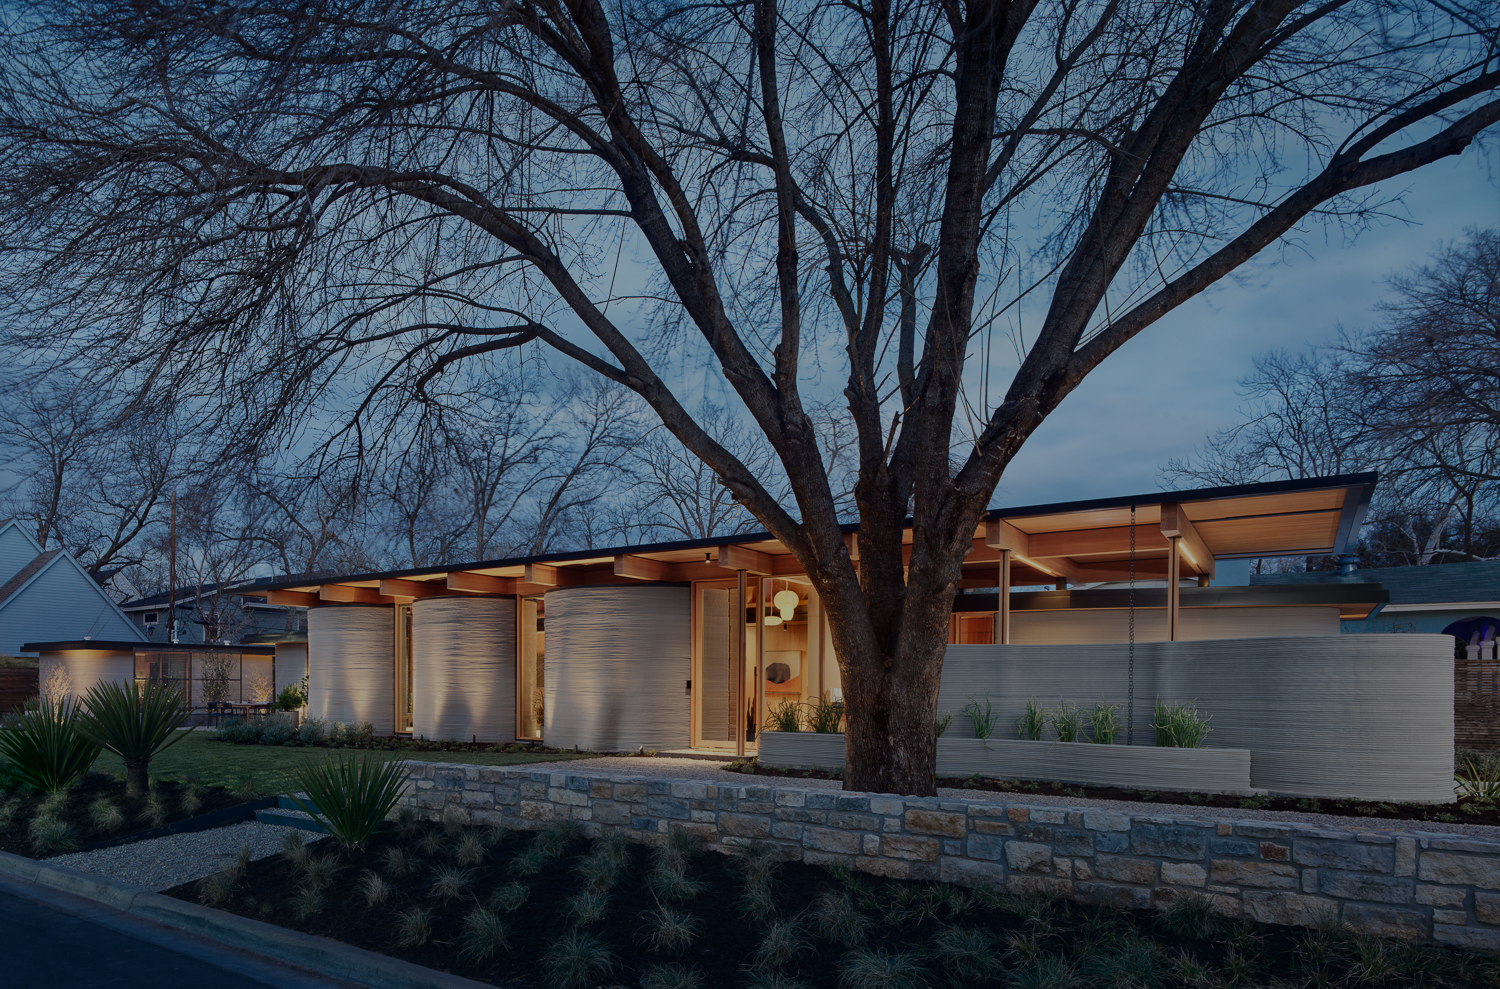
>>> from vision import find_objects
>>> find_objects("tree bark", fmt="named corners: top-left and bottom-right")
top-left (124, 759), bottom-right (149, 801)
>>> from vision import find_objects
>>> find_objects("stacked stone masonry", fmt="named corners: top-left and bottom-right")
top-left (399, 761), bottom-right (1500, 951)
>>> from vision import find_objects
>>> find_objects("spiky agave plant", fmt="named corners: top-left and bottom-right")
top-left (0, 696), bottom-right (102, 793)
top-left (288, 753), bottom-right (409, 849)
top-left (75, 679), bottom-right (189, 799)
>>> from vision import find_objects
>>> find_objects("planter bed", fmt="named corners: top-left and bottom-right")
top-left (733, 762), bottom-right (1500, 829)
top-left (161, 817), bottom-right (1495, 988)
top-left (0, 773), bottom-right (246, 858)
top-left (758, 731), bottom-right (1254, 795)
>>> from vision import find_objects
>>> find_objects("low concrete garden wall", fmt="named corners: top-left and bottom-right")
top-left (397, 760), bottom-right (1500, 951)
top-left (758, 732), bottom-right (1255, 795)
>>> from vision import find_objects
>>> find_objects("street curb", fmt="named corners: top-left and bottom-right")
top-left (0, 850), bottom-right (496, 989)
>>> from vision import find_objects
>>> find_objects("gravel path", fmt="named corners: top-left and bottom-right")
top-left (46, 821), bottom-right (325, 892)
top-left (499, 755), bottom-right (1500, 842)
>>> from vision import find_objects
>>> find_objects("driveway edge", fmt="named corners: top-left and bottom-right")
top-left (0, 850), bottom-right (495, 989)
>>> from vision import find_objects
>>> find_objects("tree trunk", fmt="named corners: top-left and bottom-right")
top-left (124, 759), bottom-right (148, 800)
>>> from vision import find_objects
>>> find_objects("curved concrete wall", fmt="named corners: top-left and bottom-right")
top-left (936, 636), bottom-right (1455, 803)
top-left (412, 596), bottom-right (517, 742)
top-left (274, 642), bottom-right (309, 697)
top-left (307, 606), bottom-right (394, 734)
top-left (544, 585), bottom-right (690, 752)
top-left (38, 649), bottom-right (132, 705)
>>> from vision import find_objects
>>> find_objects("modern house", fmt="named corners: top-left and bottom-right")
top-left (27, 472), bottom-right (1459, 800)
top-left (0, 518), bottom-right (143, 657)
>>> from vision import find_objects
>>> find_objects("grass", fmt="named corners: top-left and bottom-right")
top-left (90, 730), bottom-right (588, 795)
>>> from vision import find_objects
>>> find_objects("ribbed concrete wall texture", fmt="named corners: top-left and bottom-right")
top-left (543, 585), bottom-right (690, 752)
top-left (412, 596), bottom-right (516, 742)
top-left (307, 606), bottom-right (394, 734)
top-left (273, 642), bottom-right (308, 697)
top-left (400, 761), bottom-right (1500, 952)
top-left (937, 636), bottom-right (1455, 803)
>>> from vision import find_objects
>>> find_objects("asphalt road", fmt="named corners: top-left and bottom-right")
top-left (0, 875), bottom-right (354, 989)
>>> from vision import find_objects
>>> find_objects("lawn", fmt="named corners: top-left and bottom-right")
top-left (91, 731), bottom-right (589, 796)
top-left (167, 817), bottom-right (1499, 989)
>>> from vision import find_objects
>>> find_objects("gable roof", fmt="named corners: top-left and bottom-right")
top-left (0, 549), bottom-right (62, 606)
top-left (1250, 560), bottom-right (1500, 606)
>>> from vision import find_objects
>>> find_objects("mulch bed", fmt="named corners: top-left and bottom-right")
top-left (0, 773), bottom-right (244, 858)
top-left (731, 763), bottom-right (1500, 829)
top-left (164, 820), bottom-right (1496, 988)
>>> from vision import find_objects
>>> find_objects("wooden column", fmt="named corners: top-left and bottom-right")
top-left (1167, 536), bottom-right (1181, 642)
top-left (996, 550), bottom-right (1012, 645)
top-left (735, 570), bottom-right (746, 758)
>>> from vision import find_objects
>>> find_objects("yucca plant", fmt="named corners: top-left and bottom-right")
top-left (75, 679), bottom-right (190, 799)
top-left (1457, 755), bottom-right (1500, 801)
top-left (0, 696), bottom-right (102, 793)
top-left (287, 753), bottom-right (409, 849)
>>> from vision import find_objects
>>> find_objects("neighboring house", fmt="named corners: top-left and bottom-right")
top-left (1250, 559), bottom-right (1500, 641)
top-left (117, 581), bottom-right (303, 645)
top-left (0, 518), bottom-right (144, 656)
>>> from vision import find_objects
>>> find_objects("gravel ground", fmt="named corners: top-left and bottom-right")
top-left (497, 755), bottom-right (1500, 842)
top-left (47, 821), bottom-right (325, 892)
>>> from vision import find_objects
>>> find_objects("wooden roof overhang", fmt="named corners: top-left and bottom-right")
top-left (241, 473), bottom-right (1376, 608)
top-left (953, 584), bottom-right (1388, 621)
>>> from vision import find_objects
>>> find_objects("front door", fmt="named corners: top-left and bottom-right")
top-left (693, 580), bottom-right (742, 750)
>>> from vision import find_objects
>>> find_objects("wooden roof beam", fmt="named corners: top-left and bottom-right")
top-left (379, 578), bottom-right (447, 599)
top-left (1160, 503), bottom-right (1216, 578)
top-left (1027, 524), bottom-right (1170, 559)
top-left (985, 519), bottom-right (1086, 583)
top-left (319, 585), bottom-right (393, 605)
top-left (266, 589), bottom-right (320, 608)
top-left (614, 555), bottom-right (674, 581)
top-left (718, 544), bottom-right (773, 575)
top-left (447, 572), bottom-right (516, 595)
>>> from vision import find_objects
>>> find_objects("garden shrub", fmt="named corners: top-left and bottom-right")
top-left (218, 717), bottom-right (262, 744)
top-left (0, 696), bottom-right (102, 793)
top-left (258, 713), bottom-right (298, 746)
top-left (298, 717), bottom-right (327, 745)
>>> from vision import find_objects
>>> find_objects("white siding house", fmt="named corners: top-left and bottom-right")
top-left (0, 518), bottom-right (144, 656)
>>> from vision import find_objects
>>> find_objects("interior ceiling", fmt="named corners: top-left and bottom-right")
top-left (262, 478), bottom-right (1369, 601)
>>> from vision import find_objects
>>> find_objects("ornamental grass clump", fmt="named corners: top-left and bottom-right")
top-left (1087, 701), bottom-right (1119, 744)
top-left (813, 890), bottom-right (871, 947)
top-left (567, 889), bottom-right (610, 925)
top-left (1014, 697), bottom-right (1045, 741)
top-left (1151, 699), bottom-right (1212, 748)
top-left (1050, 701), bottom-right (1082, 743)
top-left (764, 700), bottom-right (803, 733)
top-left (454, 830), bottom-right (486, 867)
top-left (962, 693), bottom-right (999, 739)
top-left (417, 830), bottom-right (446, 857)
top-left (490, 880), bottom-right (529, 913)
top-left (1163, 892), bottom-right (1219, 940)
top-left (0, 696), bottom-right (102, 793)
top-left (640, 963), bottom-right (702, 989)
top-left (807, 693), bottom-right (845, 734)
top-left (302, 853), bottom-right (343, 891)
top-left (179, 782), bottom-right (202, 816)
top-left (382, 845), bottom-right (418, 877)
top-left (640, 904), bottom-right (700, 953)
top-left (751, 915), bottom-right (811, 971)
top-left (138, 789), bottom-right (167, 827)
top-left (89, 796), bottom-right (124, 834)
top-left (543, 930), bottom-right (617, 989)
top-left (288, 753), bottom-right (409, 849)
top-left (76, 679), bottom-right (190, 799)
top-left (458, 906), bottom-right (510, 963)
top-left (27, 814), bottom-right (77, 854)
top-left (291, 885), bottom-right (325, 920)
top-left (357, 869), bottom-right (391, 906)
top-left (838, 947), bottom-right (930, 989)
top-left (429, 864), bottom-right (475, 902)
top-left (394, 906), bottom-right (433, 947)
top-left (930, 926), bottom-right (1001, 982)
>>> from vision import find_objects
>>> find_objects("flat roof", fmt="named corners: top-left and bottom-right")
top-left (22, 641), bottom-right (277, 654)
top-left (238, 472), bottom-right (1377, 606)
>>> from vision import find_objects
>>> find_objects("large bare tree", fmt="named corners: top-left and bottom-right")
top-left (0, 0), bottom-right (1496, 793)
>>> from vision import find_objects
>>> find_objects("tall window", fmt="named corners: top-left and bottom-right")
top-left (518, 596), bottom-right (544, 739)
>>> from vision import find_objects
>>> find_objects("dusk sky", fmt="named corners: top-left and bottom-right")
top-left (988, 152), bottom-right (1500, 510)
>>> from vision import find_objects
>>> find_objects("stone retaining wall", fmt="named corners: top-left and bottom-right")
top-left (398, 761), bottom-right (1500, 951)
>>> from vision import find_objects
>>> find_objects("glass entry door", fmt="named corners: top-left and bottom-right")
top-left (693, 580), bottom-right (741, 750)
top-left (518, 595), bottom-right (544, 739)
top-left (394, 604), bottom-right (413, 733)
